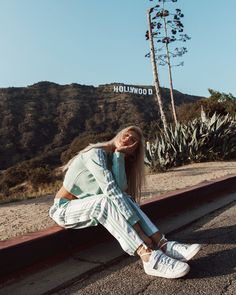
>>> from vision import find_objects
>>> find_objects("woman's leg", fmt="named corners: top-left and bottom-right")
top-left (126, 198), bottom-right (201, 261)
top-left (49, 196), bottom-right (191, 279)
top-left (50, 195), bottom-right (144, 256)
top-left (126, 197), bottom-right (165, 245)
top-left (126, 197), bottom-right (158, 236)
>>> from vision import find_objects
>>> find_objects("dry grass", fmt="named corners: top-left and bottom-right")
top-left (0, 180), bottom-right (62, 204)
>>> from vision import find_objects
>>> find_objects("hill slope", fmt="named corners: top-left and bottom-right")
top-left (0, 81), bottom-right (202, 170)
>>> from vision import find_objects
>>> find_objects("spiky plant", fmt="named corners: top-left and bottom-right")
top-left (145, 113), bottom-right (236, 172)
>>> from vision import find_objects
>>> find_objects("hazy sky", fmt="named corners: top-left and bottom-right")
top-left (0, 0), bottom-right (235, 97)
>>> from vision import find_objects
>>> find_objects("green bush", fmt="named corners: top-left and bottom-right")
top-left (177, 89), bottom-right (236, 123)
top-left (145, 113), bottom-right (236, 172)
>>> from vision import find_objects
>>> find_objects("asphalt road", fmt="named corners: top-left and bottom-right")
top-left (55, 201), bottom-right (236, 295)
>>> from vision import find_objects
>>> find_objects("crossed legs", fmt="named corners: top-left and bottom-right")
top-left (50, 194), bottom-right (200, 278)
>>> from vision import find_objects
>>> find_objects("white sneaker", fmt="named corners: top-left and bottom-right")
top-left (143, 250), bottom-right (190, 279)
top-left (165, 241), bottom-right (201, 262)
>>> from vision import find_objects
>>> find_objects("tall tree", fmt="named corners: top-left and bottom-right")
top-left (146, 7), bottom-right (168, 131)
top-left (146, 0), bottom-right (190, 125)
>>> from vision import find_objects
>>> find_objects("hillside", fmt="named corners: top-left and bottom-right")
top-left (0, 81), bottom-right (202, 171)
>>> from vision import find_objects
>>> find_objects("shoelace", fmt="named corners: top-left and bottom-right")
top-left (171, 243), bottom-right (188, 256)
top-left (153, 252), bottom-right (177, 270)
top-left (158, 235), bottom-right (168, 249)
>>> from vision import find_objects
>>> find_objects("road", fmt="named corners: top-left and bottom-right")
top-left (55, 201), bottom-right (236, 295)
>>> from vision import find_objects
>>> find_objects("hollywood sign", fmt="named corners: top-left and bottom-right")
top-left (113, 85), bottom-right (153, 96)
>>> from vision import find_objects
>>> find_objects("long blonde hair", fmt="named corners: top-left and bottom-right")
top-left (63, 126), bottom-right (145, 203)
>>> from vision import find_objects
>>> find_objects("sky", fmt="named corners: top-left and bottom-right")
top-left (0, 0), bottom-right (235, 97)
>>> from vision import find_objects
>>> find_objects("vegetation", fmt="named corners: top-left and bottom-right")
top-left (0, 82), bottom-right (197, 170)
top-left (177, 89), bottom-right (236, 122)
top-left (146, 0), bottom-right (190, 125)
top-left (145, 112), bottom-right (236, 172)
top-left (1, 81), bottom-right (234, 201)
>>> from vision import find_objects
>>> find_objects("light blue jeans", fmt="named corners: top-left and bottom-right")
top-left (49, 195), bottom-right (158, 256)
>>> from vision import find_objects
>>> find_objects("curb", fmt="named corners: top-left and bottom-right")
top-left (1, 174), bottom-right (236, 278)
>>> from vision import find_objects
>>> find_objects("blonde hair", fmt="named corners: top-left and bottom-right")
top-left (63, 126), bottom-right (145, 203)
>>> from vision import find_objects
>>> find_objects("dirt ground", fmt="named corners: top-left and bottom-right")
top-left (1, 161), bottom-right (236, 241)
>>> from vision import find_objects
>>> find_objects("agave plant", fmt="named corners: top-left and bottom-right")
top-left (145, 113), bottom-right (236, 172)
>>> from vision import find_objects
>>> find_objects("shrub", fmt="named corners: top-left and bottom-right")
top-left (28, 167), bottom-right (53, 188)
top-left (177, 89), bottom-right (236, 123)
top-left (60, 132), bottom-right (115, 164)
top-left (145, 113), bottom-right (236, 172)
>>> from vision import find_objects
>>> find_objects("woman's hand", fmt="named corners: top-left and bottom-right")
top-left (115, 130), bottom-right (139, 156)
top-left (115, 141), bottom-right (139, 156)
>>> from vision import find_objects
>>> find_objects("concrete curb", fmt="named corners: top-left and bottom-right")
top-left (1, 174), bottom-right (236, 278)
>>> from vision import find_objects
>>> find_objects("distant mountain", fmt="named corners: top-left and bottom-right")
top-left (0, 81), bottom-right (203, 170)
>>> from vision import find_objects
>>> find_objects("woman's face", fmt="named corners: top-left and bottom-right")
top-left (120, 130), bottom-right (139, 146)
top-left (118, 130), bottom-right (140, 156)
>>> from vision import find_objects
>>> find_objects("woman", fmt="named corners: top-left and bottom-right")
top-left (49, 126), bottom-right (201, 279)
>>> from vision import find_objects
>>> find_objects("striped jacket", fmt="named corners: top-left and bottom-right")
top-left (63, 148), bottom-right (140, 225)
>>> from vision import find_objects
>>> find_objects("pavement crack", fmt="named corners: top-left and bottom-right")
top-left (220, 277), bottom-right (234, 295)
top-left (72, 253), bottom-right (128, 268)
top-left (135, 279), bottom-right (154, 295)
top-left (72, 256), bottom-right (103, 265)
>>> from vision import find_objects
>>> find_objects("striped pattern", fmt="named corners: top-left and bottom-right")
top-left (49, 148), bottom-right (159, 256)
top-left (50, 194), bottom-right (159, 256)
top-left (50, 195), bottom-right (143, 255)
top-left (126, 197), bottom-right (158, 237)
top-left (84, 149), bottom-right (140, 225)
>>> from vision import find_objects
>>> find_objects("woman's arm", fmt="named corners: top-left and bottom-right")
top-left (112, 151), bottom-right (128, 192)
top-left (82, 148), bottom-right (140, 225)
